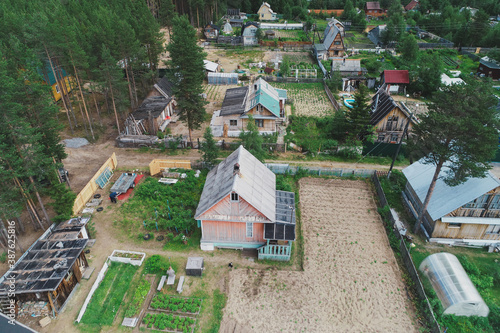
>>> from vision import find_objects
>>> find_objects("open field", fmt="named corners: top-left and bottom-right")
top-left (272, 82), bottom-right (334, 116)
top-left (221, 178), bottom-right (418, 332)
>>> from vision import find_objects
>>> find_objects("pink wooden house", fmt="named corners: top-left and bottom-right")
top-left (195, 146), bottom-right (295, 261)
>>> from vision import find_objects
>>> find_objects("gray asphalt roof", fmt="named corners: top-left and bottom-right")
top-left (195, 145), bottom-right (276, 221)
top-left (322, 22), bottom-right (341, 50)
top-left (155, 76), bottom-right (174, 98)
top-left (132, 96), bottom-right (171, 120)
top-left (220, 86), bottom-right (249, 116)
top-left (402, 160), bottom-right (500, 220)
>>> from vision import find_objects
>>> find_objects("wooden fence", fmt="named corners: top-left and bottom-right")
top-left (372, 173), bottom-right (441, 333)
top-left (323, 82), bottom-right (341, 111)
top-left (149, 159), bottom-right (192, 176)
top-left (73, 153), bottom-right (118, 215)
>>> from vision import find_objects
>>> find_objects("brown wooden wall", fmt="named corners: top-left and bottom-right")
top-left (430, 220), bottom-right (500, 240)
top-left (201, 220), bottom-right (265, 243)
top-left (375, 106), bottom-right (414, 143)
top-left (327, 34), bottom-right (345, 57)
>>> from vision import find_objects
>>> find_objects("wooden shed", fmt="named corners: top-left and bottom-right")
top-left (124, 77), bottom-right (176, 135)
top-left (402, 160), bottom-right (500, 246)
top-left (195, 146), bottom-right (296, 261)
top-left (0, 217), bottom-right (90, 317)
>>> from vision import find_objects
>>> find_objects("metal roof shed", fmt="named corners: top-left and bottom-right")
top-left (419, 253), bottom-right (489, 317)
top-left (186, 257), bottom-right (204, 276)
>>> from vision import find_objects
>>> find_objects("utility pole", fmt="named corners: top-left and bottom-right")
top-left (388, 100), bottom-right (416, 179)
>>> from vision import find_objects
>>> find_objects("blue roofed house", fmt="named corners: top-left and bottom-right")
top-left (402, 160), bottom-right (500, 246)
top-left (210, 78), bottom-right (287, 137)
top-left (195, 145), bottom-right (296, 261)
top-left (314, 19), bottom-right (345, 60)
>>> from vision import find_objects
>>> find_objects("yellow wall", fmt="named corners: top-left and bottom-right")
top-left (258, 5), bottom-right (275, 20)
top-left (51, 76), bottom-right (75, 102)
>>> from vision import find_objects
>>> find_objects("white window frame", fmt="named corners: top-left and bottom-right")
top-left (231, 192), bottom-right (239, 201)
top-left (229, 119), bottom-right (237, 126)
top-left (55, 84), bottom-right (60, 93)
top-left (246, 222), bottom-right (253, 238)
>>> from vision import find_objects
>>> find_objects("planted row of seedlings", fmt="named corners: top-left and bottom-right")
top-left (149, 294), bottom-right (202, 314)
top-left (142, 313), bottom-right (195, 333)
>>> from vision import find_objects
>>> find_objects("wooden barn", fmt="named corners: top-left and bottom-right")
top-left (370, 88), bottom-right (417, 143)
top-left (0, 217), bottom-right (90, 317)
top-left (195, 146), bottom-right (296, 261)
top-left (124, 76), bottom-right (176, 135)
top-left (365, 2), bottom-right (385, 17)
top-left (402, 160), bottom-right (500, 246)
top-left (314, 19), bottom-right (345, 60)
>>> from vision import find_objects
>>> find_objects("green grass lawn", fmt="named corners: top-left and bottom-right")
top-left (79, 262), bottom-right (138, 330)
top-left (343, 31), bottom-right (375, 49)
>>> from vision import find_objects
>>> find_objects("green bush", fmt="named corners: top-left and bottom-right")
top-left (0, 252), bottom-right (6, 263)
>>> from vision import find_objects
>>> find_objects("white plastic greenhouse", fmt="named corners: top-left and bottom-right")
top-left (419, 252), bottom-right (489, 317)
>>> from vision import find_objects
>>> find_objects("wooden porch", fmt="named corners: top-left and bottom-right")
top-left (257, 242), bottom-right (292, 261)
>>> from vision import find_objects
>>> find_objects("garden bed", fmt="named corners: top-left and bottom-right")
top-left (79, 262), bottom-right (139, 327)
top-left (272, 82), bottom-right (334, 116)
top-left (141, 313), bottom-right (196, 332)
top-left (109, 250), bottom-right (146, 266)
top-left (149, 294), bottom-right (202, 315)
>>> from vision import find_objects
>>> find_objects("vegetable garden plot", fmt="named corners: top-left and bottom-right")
top-left (149, 294), bottom-right (202, 315)
top-left (80, 262), bottom-right (138, 326)
top-left (142, 313), bottom-right (195, 332)
top-left (273, 82), bottom-right (334, 116)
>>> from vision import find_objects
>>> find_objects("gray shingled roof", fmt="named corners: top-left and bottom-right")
top-left (402, 160), bottom-right (500, 221)
top-left (323, 23), bottom-right (341, 50)
top-left (195, 145), bottom-right (276, 221)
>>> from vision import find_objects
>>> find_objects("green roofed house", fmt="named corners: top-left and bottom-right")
top-left (210, 78), bottom-right (287, 137)
top-left (37, 61), bottom-right (75, 102)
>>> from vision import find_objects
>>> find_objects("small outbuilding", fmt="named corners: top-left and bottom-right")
top-left (478, 56), bottom-right (500, 80)
top-left (185, 257), bottom-right (204, 276)
top-left (419, 253), bottom-right (489, 317)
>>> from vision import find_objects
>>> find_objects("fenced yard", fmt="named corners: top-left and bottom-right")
top-left (221, 178), bottom-right (419, 332)
top-left (272, 82), bottom-right (335, 116)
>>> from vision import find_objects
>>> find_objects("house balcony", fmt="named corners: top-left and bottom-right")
top-left (257, 242), bottom-right (292, 261)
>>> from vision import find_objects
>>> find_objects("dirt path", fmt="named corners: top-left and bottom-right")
top-left (220, 178), bottom-right (419, 333)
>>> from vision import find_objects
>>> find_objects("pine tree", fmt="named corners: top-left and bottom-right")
top-left (347, 85), bottom-right (373, 142)
top-left (409, 80), bottom-right (500, 234)
top-left (166, 14), bottom-right (207, 144)
top-left (239, 115), bottom-right (266, 162)
top-left (200, 127), bottom-right (219, 168)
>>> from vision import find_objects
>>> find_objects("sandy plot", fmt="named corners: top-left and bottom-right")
top-left (221, 178), bottom-right (418, 333)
